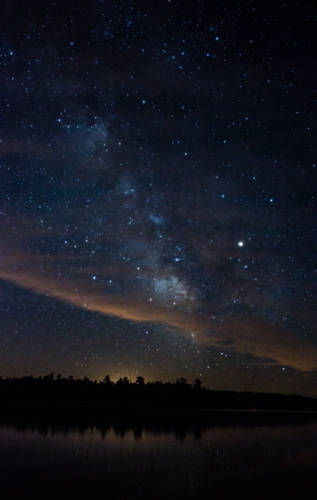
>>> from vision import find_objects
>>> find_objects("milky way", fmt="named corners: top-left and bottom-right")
top-left (1, 0), bottom-right (316, 396)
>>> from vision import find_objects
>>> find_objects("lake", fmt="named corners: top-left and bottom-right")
top-left (1, 410), bottom-right (317, 499)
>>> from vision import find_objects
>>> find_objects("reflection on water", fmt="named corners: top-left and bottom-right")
top-left (1, 411), bottom-right (317, 500)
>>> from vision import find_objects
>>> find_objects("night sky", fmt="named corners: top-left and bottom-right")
top-left (1, 0), bottom-right (317, 396)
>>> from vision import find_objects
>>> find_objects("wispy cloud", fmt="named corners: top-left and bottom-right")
top-left (1, 223), bottom-right (316, 373)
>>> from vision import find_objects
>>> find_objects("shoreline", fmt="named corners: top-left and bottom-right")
top-left (1, 401), bottom-right (317, 414)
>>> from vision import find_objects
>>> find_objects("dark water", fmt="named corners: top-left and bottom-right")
top-left (1, 413), bottom-right (317, 500)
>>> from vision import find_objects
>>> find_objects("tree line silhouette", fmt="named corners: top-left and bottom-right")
top-left (0, 373), bottom-right (316, 410)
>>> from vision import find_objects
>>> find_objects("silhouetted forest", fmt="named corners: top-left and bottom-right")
top-left (1, 373), bottom-right (317, 411)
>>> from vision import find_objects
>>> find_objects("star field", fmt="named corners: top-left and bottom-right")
top-left (1, 0), bottom-right (317, 396)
